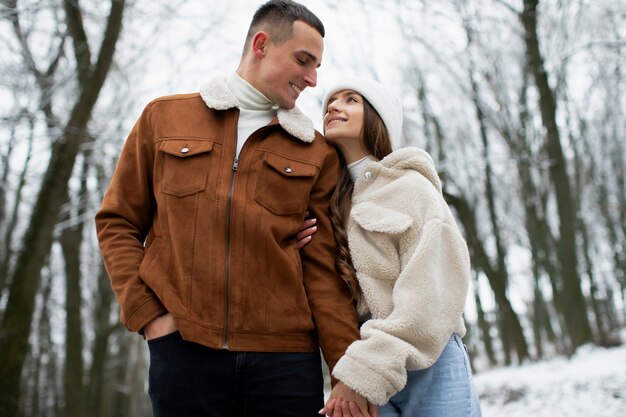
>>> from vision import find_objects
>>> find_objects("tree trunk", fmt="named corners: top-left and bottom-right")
top-left (0, 2), bottom-right (126, 414)
top-left (86, 263), bottom-right (119, 417)
top-left (0, 117), bottom-right (34, 294)
top-left (0, 124), bottom-right (16, 272)
top-left (21, 266), bottom-right (58, 417)
top-left (59, 153), bottom-right (91, 417)
top-left (579, 118), bottom-right (623, 342)
top-left (521, 0), bottom-right (592, 351)
top-left (60, 227), bottom-right (85, 417)
top-left (571, 131), bottom-right (610, 345)
top-left (474, 276), bottom-right (497, 366)
top-left (86, 163), bottom-right (122, 417)
top-left (597, 137), bottom-right (626, 312)
top-left (111, 335), bottom-right (133, 417)
top-left (516, 71), bottom-right (568, 350)
top-left (444, 190), bottom-right (529, 363)
top-left (127, 337), bottom-right (152, 417)
top-left (468, 56), bottom-right (517, 364)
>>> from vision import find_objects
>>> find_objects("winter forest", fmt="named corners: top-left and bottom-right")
top-left (0, 0), bottom-right (624, 416)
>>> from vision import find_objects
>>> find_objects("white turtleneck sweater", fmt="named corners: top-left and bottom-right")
top-left (226, 72), bottom-right (276, 157)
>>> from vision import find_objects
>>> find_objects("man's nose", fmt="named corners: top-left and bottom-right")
top-left (303, 68), bottom-right (317, 87)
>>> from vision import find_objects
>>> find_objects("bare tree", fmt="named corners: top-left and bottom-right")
top-left (0, 112), bottom-right (35, 293)
top-left (58, 151), bottom-right (93, 417)
top-left (462, 12), bottom-right (530, 363)
top-left (521, 0), bottom-right (592, 351)
top-left (0, 1), bottom-right (126, 414)
top-left (392, 0), bottom-right (624, 364)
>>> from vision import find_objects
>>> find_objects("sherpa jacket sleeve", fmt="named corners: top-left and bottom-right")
top-left (332, 182), bottom-right (471, 405)
top-left (95, 103), bottom-right (167, 333)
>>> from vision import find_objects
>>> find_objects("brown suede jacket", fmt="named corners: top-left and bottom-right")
top-left (95, 75), bottom-right (359, 372)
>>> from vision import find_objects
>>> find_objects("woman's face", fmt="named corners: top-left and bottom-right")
top-left (323, 90), bottom-right (365, 145)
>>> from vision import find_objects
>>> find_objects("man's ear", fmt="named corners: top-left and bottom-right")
top-left (251, 31), bottom-right (270, 58)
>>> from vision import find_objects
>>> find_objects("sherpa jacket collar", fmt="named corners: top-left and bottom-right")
top-left (199, 74), bottom-right (315, 143)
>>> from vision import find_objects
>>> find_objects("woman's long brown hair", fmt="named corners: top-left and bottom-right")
top-left (329, 97), bottom-right (394, 300)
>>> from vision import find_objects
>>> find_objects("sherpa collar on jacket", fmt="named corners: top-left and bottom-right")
top-left (199, 74), bottom-right (315, 143)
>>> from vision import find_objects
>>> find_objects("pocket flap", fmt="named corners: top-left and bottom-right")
top-left (351, 201), bottom-right (413, 234)
top-left (159, 139), bottom-right (214, 158)
top-left (264, 153), bottom-right (317, 177)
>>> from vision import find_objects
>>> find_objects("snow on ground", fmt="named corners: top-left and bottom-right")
top-left (473, 343), bottom-right (626, 417)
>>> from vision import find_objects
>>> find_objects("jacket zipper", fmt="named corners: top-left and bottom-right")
top-left (223, 121), bottom-right (265, 349)
top-left (223, 156), bottom-right (238, 349)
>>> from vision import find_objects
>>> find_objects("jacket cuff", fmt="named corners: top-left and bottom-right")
top-left (124, 298), bottom-right (167, 334)
top-left (332, 353), bottom-right (403, 406)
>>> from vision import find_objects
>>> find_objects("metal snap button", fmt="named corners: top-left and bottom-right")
top-left (181, 147), bottom-right (189, 154)
top-left (284, 167), bottom-right (292, 173)
top-left (364, 171), bottom-right (373, 180)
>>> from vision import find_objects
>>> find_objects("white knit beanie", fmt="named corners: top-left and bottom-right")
top-left (322, 77), bottom-right (403, 147)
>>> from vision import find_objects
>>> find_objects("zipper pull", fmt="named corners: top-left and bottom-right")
top-left (232, 157), bottom-right (239, 171)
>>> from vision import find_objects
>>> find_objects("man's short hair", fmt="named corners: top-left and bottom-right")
top-left (243, 0), bottom-right (325, 52)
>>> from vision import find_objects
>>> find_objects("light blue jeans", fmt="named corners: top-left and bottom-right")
top-left (380, 334), bottom-right (482, 417)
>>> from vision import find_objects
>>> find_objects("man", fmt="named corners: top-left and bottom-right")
top-left (96, 1), bottom-right (367, 416)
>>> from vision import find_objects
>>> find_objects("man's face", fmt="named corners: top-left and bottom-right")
top-left (256, 20), bottom-right (323, 109)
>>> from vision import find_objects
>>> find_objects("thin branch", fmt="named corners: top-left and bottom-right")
top-left (492, 0), bottom-right (521, 15)
top-left (63, 0), bottom-right (92, 87)
top-left (559, 40), bottom-right (626, 61)
top-left (90, 0), bottom-right (126, 94)
top-left (2, 1), bottom-right (67, 130)
top-left (46, 33), bottom-right (67, 78)
top-left (2, 0), bottom-right (44, 80)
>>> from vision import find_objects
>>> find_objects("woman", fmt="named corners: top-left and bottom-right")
top-left (318, 78), bottom-right (482, 417)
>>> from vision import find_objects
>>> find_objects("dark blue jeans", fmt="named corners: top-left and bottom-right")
top-left (147, 331), bottom-right (324, 417)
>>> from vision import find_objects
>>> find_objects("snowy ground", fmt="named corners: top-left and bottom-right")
top-left (473, 343), bottom-right (626, 417)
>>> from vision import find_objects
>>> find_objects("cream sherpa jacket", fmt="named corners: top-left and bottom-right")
top-left (332, 147), bottom-right (471, 405)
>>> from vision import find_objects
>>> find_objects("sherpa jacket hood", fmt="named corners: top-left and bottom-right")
top-left (376, 147), bottom-right (442, 193)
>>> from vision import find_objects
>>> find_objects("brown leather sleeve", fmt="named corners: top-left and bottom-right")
top-left (95, 103), bottom-right (167, 333)
top-left (300, 141), bottom-right (360, 385)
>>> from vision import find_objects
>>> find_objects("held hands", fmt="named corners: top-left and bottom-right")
top-left (319, 382), bottom-right (378, 417)
top-left (143, 313), bottom-right (178, 340)
top-left (297, 211), bottom-right (317, 249)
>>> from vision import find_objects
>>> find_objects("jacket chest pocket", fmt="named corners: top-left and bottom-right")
top-left (255, 152), bottom-right (317, 215)
top-left (158, 139), bottom-right (215, 197)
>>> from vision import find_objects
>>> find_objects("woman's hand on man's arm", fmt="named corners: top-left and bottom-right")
top-left (297, 211), bottom-right (318, 249)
